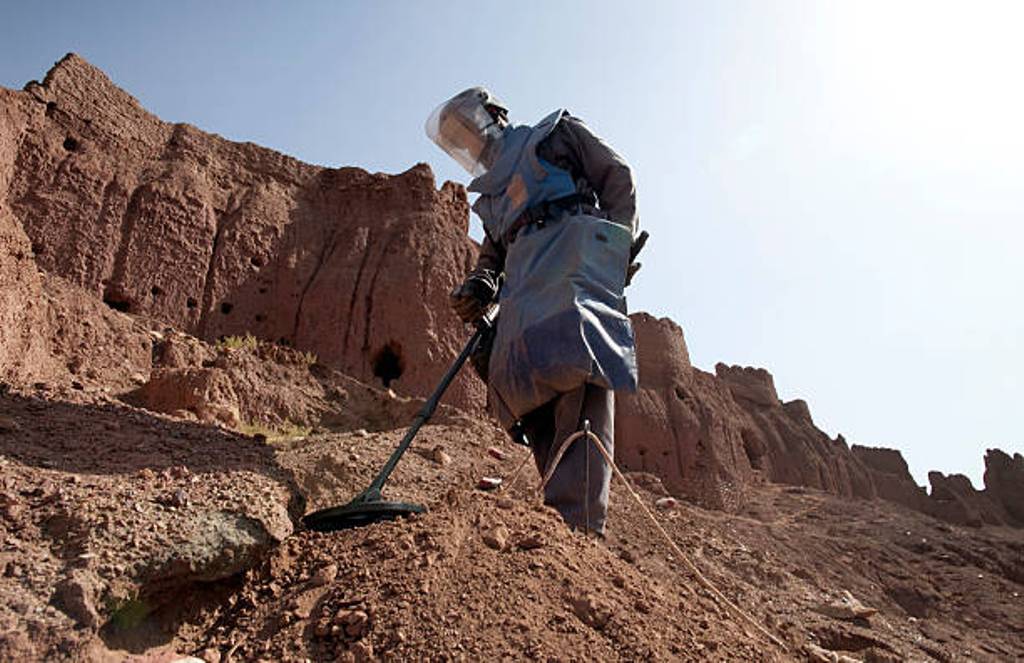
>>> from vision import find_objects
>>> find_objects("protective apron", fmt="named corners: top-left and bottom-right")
top-left (468, 110), bottom-right (638, 428)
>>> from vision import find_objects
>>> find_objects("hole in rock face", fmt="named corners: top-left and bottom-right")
top-left (371, 342), bottom-right (405, 388)
top-left (254, 314), bottom-right (266, 323)
top-left (250, 256), bottom-right (263, 268)
top-left (31, 242), bottom-right (45, 255)
top-left (102, 289), bottom-right (131, 313)
top-left (45, 101), bottom-right (57, 116)
top-left (220, 302), bottom-right (234, 315)
top-left (186, 297), bottom-right (198, 310)
top-left (150, 286), bottom-right (162, 297)
top-left (673, 385), bottom-right (689, 401)
top-left (63, 137), bottom-right (78, 152)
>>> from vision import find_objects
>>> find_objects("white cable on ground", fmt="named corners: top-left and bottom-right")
top-left (502, 450), bottom-right (535, 493)
top-left (536, 428), bottom-right (788, 652)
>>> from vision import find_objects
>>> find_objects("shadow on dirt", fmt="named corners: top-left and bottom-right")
top-left (0, 391), bottom-right (306, 518)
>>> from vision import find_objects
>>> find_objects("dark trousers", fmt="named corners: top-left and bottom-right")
top-left (520, 383), bottom-right (614, 534)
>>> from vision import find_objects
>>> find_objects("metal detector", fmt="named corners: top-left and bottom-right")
top-left (302, 309), bottom-right (496, 532)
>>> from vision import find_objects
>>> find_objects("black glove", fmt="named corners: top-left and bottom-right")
top-left (450, 269), bottom-right (498, 323)
top-left (625, 230), bottom-right (649, 287)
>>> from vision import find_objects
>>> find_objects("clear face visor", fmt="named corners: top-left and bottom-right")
top-left (425, 96), bottom-right (504, 177)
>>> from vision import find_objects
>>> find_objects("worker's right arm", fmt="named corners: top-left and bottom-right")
top-left (475, 233), bottom-right (506, 275)
top-left (450, 232), bottom-right (504, 324)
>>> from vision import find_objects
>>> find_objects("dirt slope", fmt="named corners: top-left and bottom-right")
top-left (1, 300), bottom-right (1018, 661)
top-left (7, 379), bottom-right (1022, 661)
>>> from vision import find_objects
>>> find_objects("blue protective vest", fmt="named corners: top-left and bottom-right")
top-left (468, 110), bottom-right (579, 243)
top-left (467, 110), bottom-right (638, 426)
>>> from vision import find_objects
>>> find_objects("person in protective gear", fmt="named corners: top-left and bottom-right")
top-left (426, 87), bottom-right (641, 535)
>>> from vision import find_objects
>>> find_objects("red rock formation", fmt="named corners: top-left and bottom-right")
top-left (1, 84), bottom-right (151, 389)
top-left (0, 87), bottom-right (52, 382)
top-left (926, 472), bottom-right (1007, 528)
top-left (716, 364), bottom-right (779, 407)
top-left (614, 313), bottom-right (755, 509)
top-left (851, 445), bottom-right (928, 512)
top-left (614, 316), bottom-right (882, 509)
top-left (615, 319), bottom-right (1021, 527)
top-left (6, 54), bottom-right (483, 408)
top-left (715, 363), bottom-right (876, 500)
top-left (614, 316), bottom-right (1021, 519)
top-left (985, 449), bottom-right (1024, 524)
top-left (852, 446), bottom-right (1023, 527)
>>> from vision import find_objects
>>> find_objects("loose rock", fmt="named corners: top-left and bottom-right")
top-left (814, 591), bottom-right (878, 621)
top-left (311, 563), bottom-right (339, 587)
top-left (482, 525), bottom-right (510, 551)
top-left (431, 445), bottom-right (452, 466)
top-left (516, 532), bottom-right (545, 550)
top-left (570, 593), bottom-right (613, 630)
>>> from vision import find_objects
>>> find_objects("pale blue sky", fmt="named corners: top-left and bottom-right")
top-left (2, 1), bottom-right (1021, 486)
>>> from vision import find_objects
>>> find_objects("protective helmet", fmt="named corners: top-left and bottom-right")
top-left (425, 87), bottom-right (509, 177)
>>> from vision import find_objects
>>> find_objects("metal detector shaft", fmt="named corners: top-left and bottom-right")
top-left (359, 310), bottom-right (496, 500)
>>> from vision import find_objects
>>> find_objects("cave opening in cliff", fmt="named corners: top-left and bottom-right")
top-left (63, 136), bottom-right (78, 152)
top-left (102, 288), bottom-right (131, 313)
top-left (372, 342), bottom-right (405, 389)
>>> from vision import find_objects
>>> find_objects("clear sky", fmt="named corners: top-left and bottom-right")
top-left (2, 1), bottom-right (1021, 487)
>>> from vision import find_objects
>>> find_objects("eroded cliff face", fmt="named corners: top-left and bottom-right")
top-left (616, 315), bottom-right (1023, 526)
top-left (0, 87), bottom-right (50, 383)
top-left (616, 315), bottom-right (877, 509)
top-left (714, 363), bottom-right (876, 500)
top-left (985, 449), bottom-right (1024, 522)
top-left (615, 313), bottom-right (756, 510)
top-left (5, 54), bottom-right (483, 408)
top-left (1, 84), bottom-right (152, 390)
top-left (851, 445), bottom-right (928, 512)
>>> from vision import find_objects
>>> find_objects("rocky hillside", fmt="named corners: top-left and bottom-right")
top-left (1, 54), bottom-right (1022, 661)
top-left (5, 54), bottom-right (1020, 528)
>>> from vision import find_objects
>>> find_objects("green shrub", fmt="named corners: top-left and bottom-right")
top-left (216, 333), bottom-right (260, 352)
